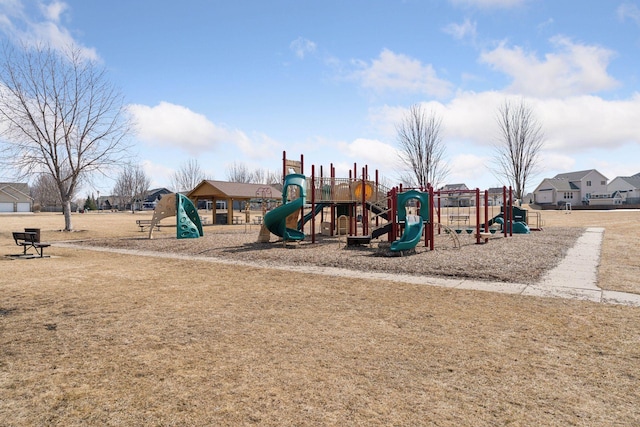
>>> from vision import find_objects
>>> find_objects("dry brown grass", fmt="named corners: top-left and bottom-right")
top-left (1, 209), bottom-right (639, 426)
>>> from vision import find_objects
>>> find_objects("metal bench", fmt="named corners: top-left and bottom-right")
top-left (448, 214), bottom-right (470, 224)
top-left (136, 219), bottom-right (159, 232)
top-left (12, 232), bottom-right (51, 258)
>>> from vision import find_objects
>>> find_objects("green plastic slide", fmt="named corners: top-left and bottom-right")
top-left (263, 197), bottom-right (305, 241)
top-left (390, 216), bottom-right (424, 252)
top-left (264, 173), bottom-right (306, 241)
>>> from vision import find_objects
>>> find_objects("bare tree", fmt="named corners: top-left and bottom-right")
top-left (225, 161), bottom-right (252, 183)
top-left (30, 173), bottom-right (61, 211)
top-left (113, 163), bottom-right (150, 212)
top-left (251, 167), bottom-right (281, 185)
top-left (0, 43), bottom-right (132, 230)
top-left (396, 104), bottom-right (449, 189)
top-left (171, 158), bottom-right (205, 192)
top-left (493, 98), bottom-right (544, 200)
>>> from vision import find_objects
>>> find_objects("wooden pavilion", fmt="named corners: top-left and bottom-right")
top-left (186, 180), bottom-right (282, 225)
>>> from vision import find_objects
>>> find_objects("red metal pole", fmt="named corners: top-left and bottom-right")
top-left (390, 187), bottom-right (397, 242)
top-left (311, 165), bottom-right (316, 243)
top-left (428, 185), bottom-right (434, 250)
top-left (509, 186), bottom-right (513, 237)
top-left (502, 186), bottom-right (507, 237)
top-left (330, 164), bottom-right (335, 236)
top-left (361, 167), bottom-right (367, 236)
top-left (484, 189), bottom-right (489, 243)
top-left (437, 190), bottom-right (441, 232)
top-left (282, 150), bottom-right (286, 182)
top-left (475, 188), bottom-right (481, 244)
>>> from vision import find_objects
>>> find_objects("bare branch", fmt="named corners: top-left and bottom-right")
top-left (0, 43), bottom-right (133, 230)
top-left (396, 104), bottom-right (449, 189)
top-left (492, 98), bottom-right (544, 200)
top-left (171, 158), bottom-right (206, 192)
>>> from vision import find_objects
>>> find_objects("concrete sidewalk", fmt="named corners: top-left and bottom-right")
top-left (448, 227), bottom-right (640, 307)
top-left (55, 227), bottom-right (640, 307)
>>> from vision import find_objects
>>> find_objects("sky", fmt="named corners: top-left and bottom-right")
top-left (1, 0), bottom-right (639, 196)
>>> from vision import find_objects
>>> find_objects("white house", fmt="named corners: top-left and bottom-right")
top-left (607, 174), bottom-right (640, 205)
top-left (533, 170), bottom-right (608, 207)
top-left (0, 183), bottom-right (32, 212)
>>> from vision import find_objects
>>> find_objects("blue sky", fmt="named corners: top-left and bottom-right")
top-left (1, 0), bottom-right (639, 196)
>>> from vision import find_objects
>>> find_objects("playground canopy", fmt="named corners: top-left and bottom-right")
top-left (187, 180), bottom-right (283, 225)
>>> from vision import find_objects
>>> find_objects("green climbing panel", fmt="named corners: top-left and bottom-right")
top-left (176, 193), bottom-right (204, 239)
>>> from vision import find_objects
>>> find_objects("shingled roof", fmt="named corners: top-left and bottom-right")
top-left (187, 180), bottom-right (282, 200)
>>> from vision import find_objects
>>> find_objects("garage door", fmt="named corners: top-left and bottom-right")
top-left (0, 202), bottom-right (13, 212)
top-left (16, 202), bottom-right (31, 212)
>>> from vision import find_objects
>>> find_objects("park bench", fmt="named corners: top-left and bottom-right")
top-left (12, 231), bottom-right (51, 258)
top-left (136, 219), bottom-right (160, 232)
top-left (448, 214), bottom-right (470, 225)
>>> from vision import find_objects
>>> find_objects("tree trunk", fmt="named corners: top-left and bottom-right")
top-left (63, 199), bottom-right (73, 231)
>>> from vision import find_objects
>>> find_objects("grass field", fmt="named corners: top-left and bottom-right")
top-left (1, 208), bottom-right (639, 426)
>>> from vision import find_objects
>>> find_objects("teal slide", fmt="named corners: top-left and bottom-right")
top-left (264, 173), bottom-right (306, 241)
top-left (390, 216), bottom-right (424, 252)
top-left (264, 197), bottom-right (305, 241)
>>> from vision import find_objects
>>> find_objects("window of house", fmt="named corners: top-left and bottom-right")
top-left (601, 181), bottom-right (606, 185)
top-left (586, 180), bottom-right (591, 186)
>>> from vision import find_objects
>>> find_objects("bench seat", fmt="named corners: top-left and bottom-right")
top-left (12, 232), bottom-right (51, 258)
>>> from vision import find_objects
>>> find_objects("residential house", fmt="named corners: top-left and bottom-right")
top-left (438, 183), bottom-right (472, 207)
top-left (533, 169), bottom-right (608, 207)
top-left (0, 183), bottom-right (32, 212)
top-left (607, 174), bottom-right (640, 205)
top-left (142, 188), bottom-right (172, 210)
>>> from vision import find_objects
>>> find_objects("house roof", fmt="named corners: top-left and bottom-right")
top-left (187, 180), bottom-right (283, 200)
top-left (535, 178), bottom-right (579, 192)
top-left (440, 183), bottom-right (469, 191)
top-left (0, 183), bottom-right (31, 201)
top-left (553, 169), bottom-right (606, 181)
top-left (615, 176), bottom-right (640, 188)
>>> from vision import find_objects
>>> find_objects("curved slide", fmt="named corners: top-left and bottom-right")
top-left (390, 216), bottom-right (424, 252)
top-left (264, 196), bottom-right (305, 241)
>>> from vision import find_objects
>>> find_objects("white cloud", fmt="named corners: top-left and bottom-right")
top-left (140, 160), bottom-right (176, 189)
top-left (353, 49), bottom-right (454, 98)
top-left (129, 102), bottom-right (282, 161)
top-left (235, 132), bottom-right (282, 161)
top-left (40, 1), bottom-right (67, 22)
top-left (617, 3), bottom-right (640, 26)
top-left (0, 0), bottom-right (98, 61)
top-left (339, 138), bottom-right (401, 171)
top-left (480, 36), bottom-right (618, 97)
top-left (290, 37), bottom-right (317, 59)
top-left (538, 94), bottom-right (640, 151)
top-left (129, 102), bottom-right (237, 154)
top-left (367, 90), bottom-right (640, 183)
top-left (443, 18), bottom-right (477, 41)
top-left (447, 152), bottom-right (495, 186)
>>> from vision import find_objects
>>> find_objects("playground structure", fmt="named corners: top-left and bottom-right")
top-left (148, 193), bottom-right (204, 240)
top-left (262, 152), bottom-right (539, 253)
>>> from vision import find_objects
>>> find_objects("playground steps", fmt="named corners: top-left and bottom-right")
top-left (346, 236), bottom-right (372, 246)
